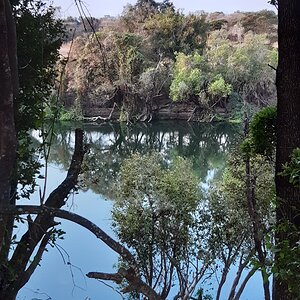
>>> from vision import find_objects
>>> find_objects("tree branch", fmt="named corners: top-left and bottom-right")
top-left (87, 271), bottom-right (123, 284)
top-left (4, 205), bottom-right (136, 265)
top-left (3, 205), bottom-right (162, 300)
top-left (11, 230), bottom-right (52, 291)
top-left (232, 267), bottom-right (257, 300)
top-left (89, 267), bottom-right (162, 300)
top-left (7, 128), bottom-right (86, 290)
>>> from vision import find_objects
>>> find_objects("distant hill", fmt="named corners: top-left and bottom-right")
top-left (62, 10), bottom-right (277, 44)
top-left (57, 9), bottom-right (277, 122)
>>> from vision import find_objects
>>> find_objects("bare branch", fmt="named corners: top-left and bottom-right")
top-left (268, 64), bottom-right (277, 71)
top-left (7, 129), bottom-right (86, 290)
top-left (87, 272), bottom-right (123, 284)
top-left (84, 102), bottom-right (117, 122)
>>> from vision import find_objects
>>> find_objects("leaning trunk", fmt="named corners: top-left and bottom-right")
top-left (274, 1), bottom-right (300, 299)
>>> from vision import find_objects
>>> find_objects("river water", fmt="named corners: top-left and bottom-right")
top-left (17, 121), bottom-right (263, 300)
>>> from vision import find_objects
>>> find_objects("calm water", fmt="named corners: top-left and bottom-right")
top-left (17, 121), bottom-right (263, 300)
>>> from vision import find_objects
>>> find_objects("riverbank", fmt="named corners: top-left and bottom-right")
top-left (81, 101), bottom-right (229, 123)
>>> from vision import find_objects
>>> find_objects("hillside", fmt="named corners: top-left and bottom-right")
top-left (57, 2), bottom-right (277, 123)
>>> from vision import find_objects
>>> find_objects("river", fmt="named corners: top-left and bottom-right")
top-left (17, 121), bottom-right (264, 300)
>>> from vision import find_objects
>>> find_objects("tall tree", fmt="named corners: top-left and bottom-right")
top-left (0, 0), bottom-right (17, 273)
top-left (274, 0), bottom-right (300, 299)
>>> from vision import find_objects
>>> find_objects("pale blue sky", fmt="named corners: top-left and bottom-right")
top-left (51, 0), bottom-right (276, 18)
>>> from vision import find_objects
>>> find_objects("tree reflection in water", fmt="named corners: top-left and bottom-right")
top-left (28, 121), bottom-right (269, 300)
top-left (45, 121), bottom-right (239, 199)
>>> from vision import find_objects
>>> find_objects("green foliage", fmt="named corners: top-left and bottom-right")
top-left (138, 58), bottom-right (173, 100)
top-left (114, 33), bottom-right (146, 82)
top-left (12, 0), bottom-right (65, 199)
top-left (208, 150), bottom-right (275, 261)
top-left (113, 153), bottom-right (201, 296)
top-left (59, 107), bottom-right (83, 121)
top-left (280, 148), bottom-right (300, 187)
top-left (170, 31), bottom-right (277, 111)
top-left (195, 288), bottom-right (213, 300)
top-left (170, 52), bottom-right (205, 102)
top-left (14, 0), bottom-right (65, 131)
top-left (144, 8), bottom-right (184, 58)
top-left (220, 152), bottom-right (274, 213)
top-left (145, 10), bottom-right (209, 58)
top-left (240, 137), bottom-right (253, 160)
top-left (250, 106), bottom-right (277, 157)
top-left (208, 75), bottom-right (232, 98)
top-left (114, 153), bottom-right (200, 248)
top-left (17, 133), bottom-right (42, 199)
top-left (210, 31), bottom-right (277, 105)
top-left (121, 0), bottom-right (175, 30)
top-left (272, 223), bottom-right (300, 299)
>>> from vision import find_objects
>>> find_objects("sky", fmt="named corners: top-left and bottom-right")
top-left (50, 0), bottom-right (276, 18)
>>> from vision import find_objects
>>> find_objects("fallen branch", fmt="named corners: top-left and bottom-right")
top-left (84, 102), bottom-right (117, 122)
top-left (88, 267), bottom-right (162, 300)
top-left (87, 271), bottom-right (123, 284)
top-left (187, 107), bottom-right (197, 122)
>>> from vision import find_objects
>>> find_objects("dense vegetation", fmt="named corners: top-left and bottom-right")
top-left (58, 2), bottom-right (278, 122)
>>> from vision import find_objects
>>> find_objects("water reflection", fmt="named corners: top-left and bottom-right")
top-left (47, 121), bottom-right (239, 197)
top-left (20, 121), bottom-right (268, 300)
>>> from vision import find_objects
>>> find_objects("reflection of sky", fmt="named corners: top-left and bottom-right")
top-left (209, 265), bottom-right (264, 300)
top-left (19, 123), bottom-right (264, 299)
top-left (18, 163), bottom-right (264, 300)
top-left (18, 164), bottom-right (120, 300)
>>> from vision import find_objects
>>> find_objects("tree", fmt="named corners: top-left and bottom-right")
top-left (144, 10), bottom-right (208, 59)
top-left (170, 52), bottom-right (206, 103)
top-left (121, 0), bottom-right (175, 32)
top-left (169, 31), bottom-right (277, 119)
top-left (112, 153), bottom-right (210, 300)
top-left (0, 1), bottom-right (18, 285)
top-left (138, 58), bottom-right (173, 121)
top-left (273, 1), bottom-right (300, 299)
top-left (208, 150), bottom-right (274, 300)
top-left (13, 0), bottom-right (64, 131)
top-left (12, 0), bottom-right (65, 200)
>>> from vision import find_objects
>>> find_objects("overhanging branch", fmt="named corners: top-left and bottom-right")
top-left (3, 205), bottom-right (135, 264)
top-left (7, 128), bottom-right (86, 290)
top-left (3, 205), bottom-right (163, 299)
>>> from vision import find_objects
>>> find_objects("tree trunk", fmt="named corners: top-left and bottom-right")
top-left (0, 293), bottom-right (17, 300)
top-left (274, 1), bottom-right (300, 299)
top-left (0, 0), bottom-right (18, 296)
top-left (0, 0), bottom-right (17, 269)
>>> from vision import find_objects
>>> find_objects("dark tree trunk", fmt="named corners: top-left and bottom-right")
top-left (0, 0), bottom-right (18, 298)
top-left (0, 0), bottom-right (17, 266)
top-left (0, 0), bottom-right (17, 210)
top-left (274, 1), bottom-right (300, 299)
